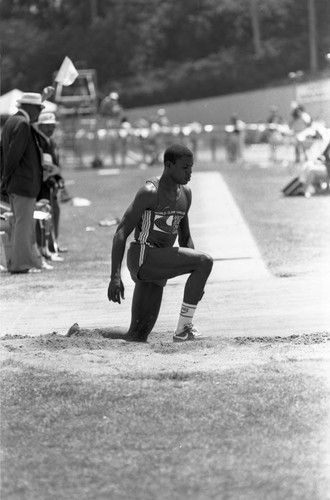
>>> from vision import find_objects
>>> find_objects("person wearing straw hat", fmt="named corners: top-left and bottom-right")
top-left (0, 92), bottom-right (51, 273)
top-left (35, 111), bottom-right (66, 260)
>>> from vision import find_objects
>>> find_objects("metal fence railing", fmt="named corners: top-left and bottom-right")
top-left (54, 117), bottom-right (327, 169)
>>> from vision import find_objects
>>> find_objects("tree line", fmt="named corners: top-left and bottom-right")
top-left (1, 0), bottom-right (329, 108)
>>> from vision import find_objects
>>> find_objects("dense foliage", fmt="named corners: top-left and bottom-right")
top-left (1, 0), bottom-right (329, 107)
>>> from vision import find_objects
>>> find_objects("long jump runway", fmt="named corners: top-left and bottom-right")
top-left (1, 172), bottom-right (329, 337)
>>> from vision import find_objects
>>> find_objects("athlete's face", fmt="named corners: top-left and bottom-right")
top-left (171, 156), bottom-right (193, 184)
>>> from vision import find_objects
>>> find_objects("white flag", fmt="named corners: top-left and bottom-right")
top-left (55, 57), bottom-right (79, 86)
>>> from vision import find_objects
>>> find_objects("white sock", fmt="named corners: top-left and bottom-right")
top-left (175, 302), bottom-right (197, 333)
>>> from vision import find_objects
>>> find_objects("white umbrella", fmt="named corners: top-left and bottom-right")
top-left (0, 89), bottom-right (57, 117)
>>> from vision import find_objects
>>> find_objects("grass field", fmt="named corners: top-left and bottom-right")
top-left (1, 355), bottom-right (329, 500)
top-left (1, 150), bottom-right (330, 500)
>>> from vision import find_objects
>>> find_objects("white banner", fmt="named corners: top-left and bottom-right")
top-left (296, 79), bottom-right (330, 104)
top-left (55, 57), bottom-right (79, 86)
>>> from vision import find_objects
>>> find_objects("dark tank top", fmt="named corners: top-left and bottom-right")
top-left (134, 177), bottom-right (189, 248)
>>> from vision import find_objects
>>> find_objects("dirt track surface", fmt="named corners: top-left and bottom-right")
top-left (1, 330), bottom-right (330, 381)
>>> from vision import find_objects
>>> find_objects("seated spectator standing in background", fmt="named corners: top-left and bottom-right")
top-left (35, 111), bottom-right (66, 261)
top-left (155, 108), bottom-right (170, 127)
top-left (299, 123), bottom-right (330, 196)
top-left (41, 86), bottom-right (71, 205)
top-left (0, 92), bottom-right (46, 273)
top-left (118, 116), bottom-right (132, 167)
top-left (99, 91), bottom-right (122, 121)
top-left (289, 102), bottom-right (312, 163)
top-left (266, 105), bottom-right (285, 163)
top-left (99, 92), bottom-right (123, 166)
top-left (267, 105), bottom-right (283, 126)
top-left (225, 114), bottom-right (246, 163)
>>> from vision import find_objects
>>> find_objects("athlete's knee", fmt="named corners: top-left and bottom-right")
top-left (199, 252), bottom-right (213, 275)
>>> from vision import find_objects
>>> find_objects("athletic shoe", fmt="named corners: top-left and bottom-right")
top-left (173, 323), bottom-right (204, 342)
top-left (41, 259), bottom-right (54, 270)
top-left (49, 253), bottom-right (64, 262)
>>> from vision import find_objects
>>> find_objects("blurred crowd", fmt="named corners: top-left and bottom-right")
top-left (64, 92), bottom-right (330, 177)
top-left (1, 90), bottom-right (330, 275)
top-left (223, 102), bottom-right (330, 197)
top-left (75, 99), bottom-right (205, 169)
top-left (225, 102), bottom-right (329, 163)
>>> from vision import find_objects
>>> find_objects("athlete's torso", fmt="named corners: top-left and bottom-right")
top-left (134, 177), bottom-right (189, 248)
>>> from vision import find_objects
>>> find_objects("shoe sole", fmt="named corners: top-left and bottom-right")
top-left (173, 335), bottom-right (205, 343)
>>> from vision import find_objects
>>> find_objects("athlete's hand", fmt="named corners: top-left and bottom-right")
top-left (108, 277), bottom-right (125, 303)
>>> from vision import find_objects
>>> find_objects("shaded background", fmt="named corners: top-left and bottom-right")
top-left (1, 0), bottom-right (329, 109)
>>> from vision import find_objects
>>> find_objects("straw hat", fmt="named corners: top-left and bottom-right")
top-left (17, 92), bottom-right (45, 108)
top-left (36, 112), bottom-right (58, 125)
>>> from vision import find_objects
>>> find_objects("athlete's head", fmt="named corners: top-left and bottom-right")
top-left (164, 144), bottom-right (193, 165)
top-left (163, 144), bottom-right (193, 184)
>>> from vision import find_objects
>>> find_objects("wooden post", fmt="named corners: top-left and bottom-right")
top-left (308, 0), bottom-right (318, 73)
top-left (250, 0), bottom-right (262, 57)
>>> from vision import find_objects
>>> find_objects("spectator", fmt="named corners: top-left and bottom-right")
top-left (299, 124), bottom-right (330, 196)
top-left (145, 109), bottom-right (171, 166)
top-left (99, 92), bottom-right (123, 166)
top-left (99, 91), bottom-right (122, 121)
top-left (134, 117), bottom-right (152, 166)
top-left (118, 116), bottom-right (132, 167)
top-left (289, 102), bottom-right (312, 163)
top-left (266, 105), bottom-right (285, 163)
top-left (0, 92), bottom-right (51, 273)
top-left (266, 105), bottom-right (283, 126)
top-left (225, 114), bottom-right (246, 163)
top-left (35, 111), bottom-right (66, 260)
top-left (155, 108), bottom-right (170, 127)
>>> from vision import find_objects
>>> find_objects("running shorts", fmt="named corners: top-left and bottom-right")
top-left (127, 241), bottom-right (167, 287)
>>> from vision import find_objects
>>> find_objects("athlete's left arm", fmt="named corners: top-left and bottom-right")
top-left (178, 185), bottom-right (194, 249)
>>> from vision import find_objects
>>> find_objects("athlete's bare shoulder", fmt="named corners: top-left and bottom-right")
top-left (180, 184), bottom-right (192, 211)
top-left (182, 184), bottom-right (192, 194)
top-left (182, 183), bottom-right (192, 198)
top-left (145, 178), bottom-right (159, 193)
top-left (133, 179), bottom-right (158, 211)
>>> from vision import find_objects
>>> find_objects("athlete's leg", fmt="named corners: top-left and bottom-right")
top-left (68, 282), bottom-right (163, 342)
top-left (175, 250), bottom-right (212, 337)
top-left (139, 247), bottom-right (213, 305)
top-left (125, 282), bottom-right (164, 341)
top-left (182, 254), bottom-right (212, 304)
top-left (140, 247), bottom-right (212, 340)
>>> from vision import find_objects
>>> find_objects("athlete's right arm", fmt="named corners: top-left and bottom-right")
top-left (108, 184), bottom-right (157, 303)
